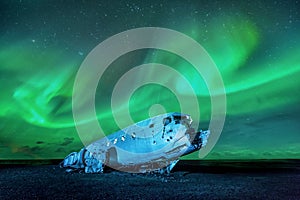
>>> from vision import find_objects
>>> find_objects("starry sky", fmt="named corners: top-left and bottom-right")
top-left (0, 0), bottom-right (300, 160)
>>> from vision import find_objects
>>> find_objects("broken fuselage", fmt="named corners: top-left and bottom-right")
top-left (61, 112), bottom-right (209, 173)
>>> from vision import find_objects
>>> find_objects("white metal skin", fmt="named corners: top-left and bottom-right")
top-left (60, 113), bottom-right (210, 174)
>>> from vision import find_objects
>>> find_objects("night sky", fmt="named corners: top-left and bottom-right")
top-left (0, 0), bottom-right (300, 160)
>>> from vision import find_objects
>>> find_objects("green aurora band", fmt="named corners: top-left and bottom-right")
top-left (0, 1), bottom-right (299, 160)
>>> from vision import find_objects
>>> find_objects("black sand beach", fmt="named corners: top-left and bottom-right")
top-left (0, 160), bottom-right (299, 199)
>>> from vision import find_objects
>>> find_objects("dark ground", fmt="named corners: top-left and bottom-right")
top-left (0, 160), bottom-right (299, 199)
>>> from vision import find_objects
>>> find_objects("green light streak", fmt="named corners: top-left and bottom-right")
top-left (0, 13), bottom-right (299, 160)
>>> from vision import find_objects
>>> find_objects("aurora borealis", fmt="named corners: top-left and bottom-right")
top-left (0, 0), bottom-right (300, 160)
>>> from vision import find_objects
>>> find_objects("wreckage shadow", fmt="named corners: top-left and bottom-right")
top-left (172, 159), bottom-right (300, 174)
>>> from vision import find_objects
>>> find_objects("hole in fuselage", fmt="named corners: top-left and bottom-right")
top-left (163, 117), bottom-right (172, 126)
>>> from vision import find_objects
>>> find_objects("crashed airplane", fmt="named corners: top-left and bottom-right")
top-left (60, 112), bottom-right (209, 174)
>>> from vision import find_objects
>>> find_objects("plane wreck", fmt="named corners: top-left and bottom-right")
top-left (60, 112), bottom-right (210, 174)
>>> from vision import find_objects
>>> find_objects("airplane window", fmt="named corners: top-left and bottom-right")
top-left (121, 136), bottom-right (125, 141)
top-left (131, 132), bottom-right (136, 139)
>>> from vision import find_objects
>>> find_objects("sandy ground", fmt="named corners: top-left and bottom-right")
top-left (0, 161), bottom-right (300, 199)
